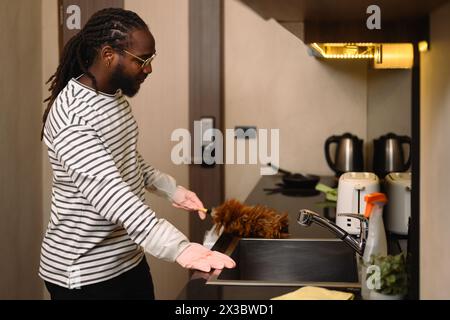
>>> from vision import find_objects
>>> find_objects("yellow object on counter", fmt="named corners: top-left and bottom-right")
top-left (271, 286), bottom-right (354, 300)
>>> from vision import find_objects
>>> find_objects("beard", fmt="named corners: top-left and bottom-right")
top-left (110, 63), bottom-right (141, 97)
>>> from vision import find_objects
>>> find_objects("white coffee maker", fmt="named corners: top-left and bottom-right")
top-left (336, 172), bottom-right (380, 235)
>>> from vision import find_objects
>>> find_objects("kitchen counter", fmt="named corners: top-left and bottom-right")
top-left (177, 174), bottom-right (354, 300)
top-left (176, 174), bottom-right (401, 300)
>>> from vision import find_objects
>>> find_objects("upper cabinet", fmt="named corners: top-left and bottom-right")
top-left (240, 0), bottom-right (447, 43)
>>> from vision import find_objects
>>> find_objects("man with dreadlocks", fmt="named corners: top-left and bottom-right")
top-left (39, 8), bottom-right (235, 300)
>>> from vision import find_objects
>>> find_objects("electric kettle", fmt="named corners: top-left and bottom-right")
top-left (373, 133), bottom-right (411, 178)
top-left (384, 172), bottom-right (411, 235)
top-left (325, 133), bottom-right (364, 176)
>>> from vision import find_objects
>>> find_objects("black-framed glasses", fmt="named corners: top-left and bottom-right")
top-left (123, 49), bottom-right (157, 69)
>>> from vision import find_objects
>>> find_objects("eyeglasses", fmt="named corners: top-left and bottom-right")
top-left (123, 49), bottom-right (157, 69)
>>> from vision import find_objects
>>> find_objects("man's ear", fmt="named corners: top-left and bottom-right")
top-left (100, 45), bottom-right (116, 67)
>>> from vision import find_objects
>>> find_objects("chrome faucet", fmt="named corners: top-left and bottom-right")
top-left (297, 209), bottom-right (368, 256)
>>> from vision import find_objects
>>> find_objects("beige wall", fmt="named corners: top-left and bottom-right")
top-left (225, 0), bottom-right (368, 200)
top-left (420, 1), bottom-right (450, 299)
top-left (366, 69), bottom-right (412, 171)
top-left (41, 0), bottom-right (59, 300)
top-left (125, 0), bottom-right (190, 300)
top-left (0, 0), bottom-right (43, 299)
top-left (42, 0), bottom-right (59, 229)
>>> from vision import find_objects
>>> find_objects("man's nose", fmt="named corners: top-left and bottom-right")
top-left (142, 64), bottom-right (152, 74)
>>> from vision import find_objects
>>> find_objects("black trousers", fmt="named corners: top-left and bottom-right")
top-left (45, 258), bottom-right (155, 300)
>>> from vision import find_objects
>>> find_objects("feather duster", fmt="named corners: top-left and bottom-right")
top-left (212, 199), bottom-right (289, 239)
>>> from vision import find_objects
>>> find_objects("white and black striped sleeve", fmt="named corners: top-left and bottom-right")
top-left (53, 123), bottom-right (189, 261)
top-left (137, 151), bottom-right (178, 200)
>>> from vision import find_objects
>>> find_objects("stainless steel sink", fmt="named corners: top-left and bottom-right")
top-left (207, 238), bottom-right (361, 288)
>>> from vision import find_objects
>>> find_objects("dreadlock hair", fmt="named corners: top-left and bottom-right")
top-left (41, 8), bottom-right (148, 140)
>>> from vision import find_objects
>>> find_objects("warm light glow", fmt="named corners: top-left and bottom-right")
top-left (373, 44), bottom-right (414, 69)
top-left (310, 43), bottom-right (375, 59)
top-left (311, 43), bottom-right (327, 57)
top-left (309, 42), bottom-right (414, 69)
top-left (418, 41), bottom-right (429, 52)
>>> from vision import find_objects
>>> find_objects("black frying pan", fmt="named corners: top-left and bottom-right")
top-left (268, 163), bottom-right (320, 189)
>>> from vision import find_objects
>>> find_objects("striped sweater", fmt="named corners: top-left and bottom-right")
top-left (39, 78), bottom-right (189, 289)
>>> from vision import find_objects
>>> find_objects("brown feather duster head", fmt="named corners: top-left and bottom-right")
top-left (212, 199), bottom-right (289, 239)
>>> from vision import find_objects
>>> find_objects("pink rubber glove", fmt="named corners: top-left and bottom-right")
top-left (176, 243), bottom-right (236, 272)
top-left (172, 186), bottom-right (206, 220)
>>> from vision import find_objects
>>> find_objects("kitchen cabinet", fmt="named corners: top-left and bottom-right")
top-left (240, 0), bottom-right (446, 43)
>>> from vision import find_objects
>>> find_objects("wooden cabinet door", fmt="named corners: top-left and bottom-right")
top-left (59, 0), bottom-right (124, 50)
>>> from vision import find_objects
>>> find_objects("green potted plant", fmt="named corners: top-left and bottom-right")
top-left (366, 253), bottom-right (408, 300)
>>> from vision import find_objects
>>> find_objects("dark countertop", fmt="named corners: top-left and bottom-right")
top-left (245, 175), bottom-right (339, 239)
top-left (176, 175), bottom-right (361, 300)
top-left (176, 174), bottom-right (405, 299)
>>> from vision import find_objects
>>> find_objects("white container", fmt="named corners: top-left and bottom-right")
top-left (336, 172), bottom-right (380, 235)
top-left (385, 172), bottom-right (411, 235)
top-left (370, 291), bottom-right (405, 300)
